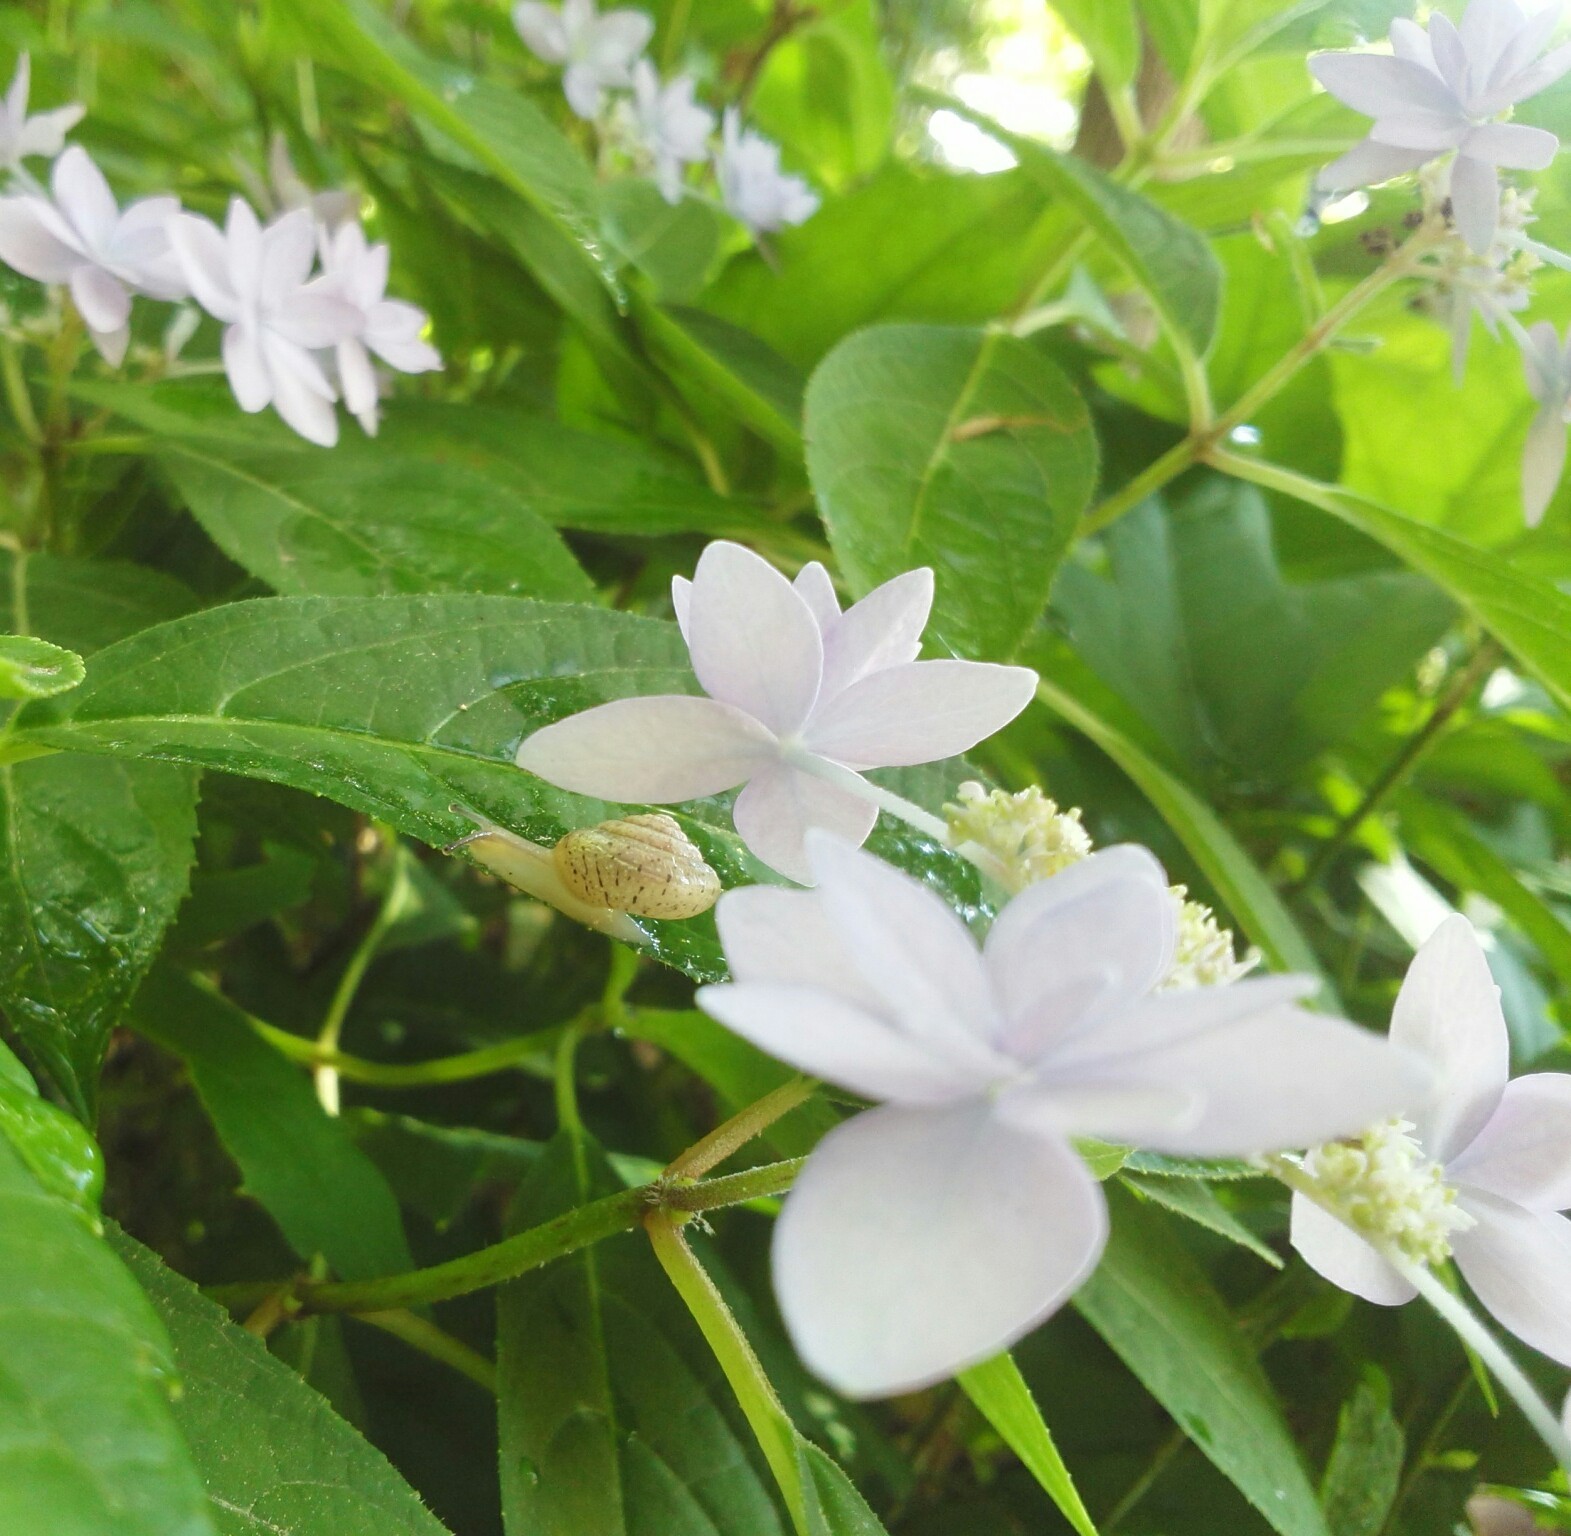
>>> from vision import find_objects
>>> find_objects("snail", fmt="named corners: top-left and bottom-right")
top-left (443, 805), bottom-right (721, 940)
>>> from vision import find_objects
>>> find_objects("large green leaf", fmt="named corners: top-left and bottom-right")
top-left (0, 552), bottom-right (198, 1116)
top-left (805, 324), bottom-right (1097, 660)
top-left (498, 1132), bottom-right (788, 1536)
top-left (1074, 1186), bottom-right (1329, 1536)
top-left (111, 1230), bottom-right (452, 1536)
top-left (131, 969), bottom-right (412, 1283)
top-left (0, 1137), bottom-right (214, 1536)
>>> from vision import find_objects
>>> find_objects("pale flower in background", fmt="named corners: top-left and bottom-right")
top-left (513, 0), bottom-right (654, 119)
top-left (1515, 318), bottom-right (1571, 524)
top-left (620, 61), bottom-right (715, 203)
top-left (317, 222), bottom-right (441, 436)
top-left (1311, 0), bottom-right (1569, 252)
top-left (268, 133), bottom-right (360, 231)
top-left (0, 146), bottom-right (185, 364)
top-left (1292, 915), bottom-right (1571, 1367)
top-left (716, 109), bottom-right (819, 235)
top-left (170, 200), bottom-right (360, 447)
top-left (699, 835), bottom-right (1430, 1398)
top-left (517, 541), bottom-right (1036, 884)
top-left (0, 54), bottom-right (83, 175)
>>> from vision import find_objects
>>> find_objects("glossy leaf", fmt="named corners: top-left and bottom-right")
top-left (0, 634), bottom-right (84, 699)
top-left (0, 1038), bottom-right (102, 1210)
top-left (806, 323), bottom-right (1097, 659)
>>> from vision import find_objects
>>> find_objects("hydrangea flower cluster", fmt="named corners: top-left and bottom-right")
top-left (0, 55), bottom-right (439, 446)
top-left (513, 0), bottom-right (818, 234)
top-left (1311, 0), bottom-right (1571, 524)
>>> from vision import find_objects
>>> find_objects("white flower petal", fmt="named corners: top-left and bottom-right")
top-left (513, 1), bottom-right (569, 61)
top-left (696, 983), bottom-right (983, 1103)
top-left (222, 324), bottom-right (271, 413)
top-left (336, 337), bottom-right (379, 421)
top-left (1317, 137), bottom-right (1432, 192)
top-left (266, 342), bottom-right (340, 447)
top-left (16, 103), bottom-right (83, 161)
top-left (1488, 4), bottom-right (1562, 93)
top-left (1453, 1192), bottom-right (1571, 1366)
top-left (562, 64), bottom-right (605, 119)
top-left (1369, 109), bottom-right (1469, 151)
top-left (806, 832), bottom-right (1005, 1069)
top-left (1449, 1074), bottom-right (1571, 1212)
top-left (88, 322), bottom-right (129, 368)
top-left (1522, 402), bottom-right (1567, 526)
top-left (803, 659), bottom-right (1037, 769)
top-left (68, 263), bottom-right (129, 335)
top-left (1390, 914), bottom-right (1508, 1163)
top-left (982, 845), bottom-right (1175, 1060)
top-left (169, 213), bottom-right (239, 321)
top-left (1461, 0), bottom-right (1528, 81)
top-left (1289, 1193), bottom-right (1416, 1305)
top-left (259, 207), bottom-right (317, 304)
top-left (994, 1076), bottom-right (1202, 1145)
top-left (670, 573), bottom-right (692, 641)
top-left (1486, 40), bottom-right (1571, 110)
top-left (1463, 121), bottom-right (1559, 169)
top-left (1428, 12), bottom-right (1471, 96)
top-left (714, 884), bottom-right (887, 1015)
top-left (587, 9), bottom-right (655, 71)
top-left (0, 196), bottom-right (79, 281)
top-left (224, 197), bottom-right (264, 302)
top-left (731, 761), bottom-right (877, 884)
top-left (1390, 17), bottom-right (1436, 70)
top-left (818, 568), bottom-right (932, 701)
top-left (1450, 152), bottom-right (1502, 254)
top-left (772, 1101), bottom-right (1108, 1398)
top-left (1098, 1003), bottom-right (1432, 1158)
top-left (686, 541), bottom-right (823, 736)
top-left (792, 561), bottom-right (840, 629)
top-left (1309, 52), bottom-right (1460, 118)
top-left (272, 288), bottom-right (360, 349)
top-left (51, 146), bottom-right (117, 251)
top-left (516, 693), bottom-right (777, 802)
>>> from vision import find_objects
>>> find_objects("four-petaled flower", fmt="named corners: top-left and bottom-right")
top-left (716, 108), bottom-right (819, 235)
top-left (698, 835), bottom-right (1430, 1398)
top-left (515, 540), bottom-right (1036, 884)
top-left (513, 0), bottom-right (654, 119)
top-left (317, 222), bottom-right (442, 436)
top-left (0, 54), bottom-right (82, 175)
top-left (1516, 318), bottom-right (1571, 525)
top-left (1291, 914), bottom-right (1571, 1368)
top-left (171, 199), bottom-right (361, 447)
top-left (623, 60), bottom-right (715, 203)
top-left (0, 146), bottom-right (185, 364)
top-left (1312, 0), bottom-right (1569, 252)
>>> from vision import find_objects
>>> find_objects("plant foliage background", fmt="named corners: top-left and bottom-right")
top-left (7, 0), bottom-right (1571, 1532)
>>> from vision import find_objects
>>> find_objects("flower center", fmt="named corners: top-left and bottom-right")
top-left (1302, 1118), bottom-right (1475, 1266)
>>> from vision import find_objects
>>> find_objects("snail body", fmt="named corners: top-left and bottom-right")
top-left (553, 813), bottom-right (721, 919)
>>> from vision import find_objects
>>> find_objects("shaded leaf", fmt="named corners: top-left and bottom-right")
top-left (0, 635), bottom-right (84, 699)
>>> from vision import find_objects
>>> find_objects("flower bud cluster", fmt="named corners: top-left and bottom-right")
top-left (943, 781), bottom-right (1255, 990)
top-left (1302, 1117), bottom-right (1475, 1266)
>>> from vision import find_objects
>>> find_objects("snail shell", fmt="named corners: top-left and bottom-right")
top-left (552, 814), bottom-right (721, 920)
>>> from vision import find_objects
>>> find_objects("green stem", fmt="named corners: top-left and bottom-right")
top-left (0, 342), bottom-right (42, 447)
top-left (214, 1157), bottom-right (804, 1317)
top-left (251, 1017), bottom-right (552, 1088)
top-left (353, 1309), bottom-right (498, 1394)
top-left (665, 1075), bottom-right (817, 1179)
top-left (646, 1210), bottom-right (813, 1534)
top-left (1080, 435), bottom-right (1197, 535)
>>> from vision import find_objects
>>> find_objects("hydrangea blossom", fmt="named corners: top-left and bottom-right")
top-left (716, 109), bottom-right (819, 235)
top-left (1291, 915), bottom-right (1571, 1368)
top-left (619, 61), bottom-right (714, 203)
top-left (513, 0), bottom-right (654, 119)
top-left (1312, 0), bottom-right (1569, 252)
top-left (516, 542), bottom-right (1036, 884)
top-left (699, 835), bottom-right (1430, 1398)
top-left (170, 199), bottom-right (360, 447)
top-left (0, 147), bottom-right (185, 364)
top-left (0, 54), bottom-right (82, 176)
top-left (316, 222), bottom-right (441, 436)
top-left (1515, 319), bottom-right (1571, 525)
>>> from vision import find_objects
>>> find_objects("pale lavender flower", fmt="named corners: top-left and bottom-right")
top-left (0, 54), bottom-right (83, 175)
top-left (317, 222), bottom-right (440, 436)
top-left (516, 541), bottom-right (1036, 884)
top-left (623, 60), bottom-right (714, 203)
top-left (513, 0), bottom-right (654, 119)
top-left (268, 133), bottom-right (360, 231)
top-left (170, 199), bottom-right (359, 447)
top-left (715, 109), bottom-right (818, 235)
top-left (1312, 0), bottom-right (1569, 252)
top-left (1292, 915), bottom-right (1571, 1368)
top-left (1516, 318), bottom-right (1571, 525)
top-left (0, 146), bottom-right (184, 364)
top-left (700, 836), bottom-right (1430, 1398)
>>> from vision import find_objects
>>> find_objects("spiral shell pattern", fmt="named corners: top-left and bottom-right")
top-left (552, 814), bottom-right (722, 919)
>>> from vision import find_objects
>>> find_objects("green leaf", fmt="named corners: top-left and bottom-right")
top-left (957, 1353), bottom-right (1098, 1536)
top-left (0, 1136), bottom-right (215, 1536)
top-left (805, 324), bottom-right (1097, 659)
top-left (930, 96), bottom-right (1222, 353)
top-left (1120, 1173), bottom-right (1282, 1269)
top-left (0, 1038), bottom-right (103, 1210)
top-left (1074, 1186), bottom-right (1329, 1536)
top-left (110, 1230), bottom-right (453, 1536)
top-left (1053, 0), bottom-right (1141, 87)
top-left (130, 968), bottom-right (412, 1283)
top-left (0, 634), bottom-right (84, 699)
top-left (498, 1132), bottom-right (788, 1536)
top-left (1318, 1376), bottom-right (1403, 1536)
top-left (798, 1441), bottom-right (890, 1536)
top-left (1031, 640), bottom-right (1332, 990)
